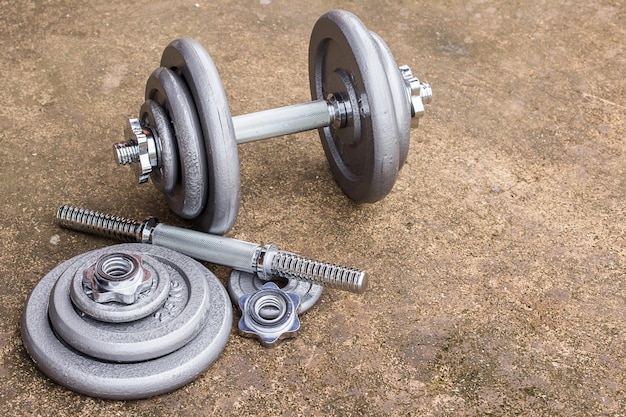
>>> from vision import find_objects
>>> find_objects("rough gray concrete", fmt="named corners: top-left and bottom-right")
top-left (1, 1), bottom-right (624, 416)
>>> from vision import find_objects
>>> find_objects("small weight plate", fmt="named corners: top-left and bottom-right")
top-left (69, 252), bottom-right (171, 323)
top-left (369, 31), bottom-right (411, 170)
top-left (21, 244), bottom-right (232, 400)
top-left (309, 10), bottom-right (401, 203)
top-left (161, 38), bottom-right (240, 235)
top-left (140, 99), bottom-right (179, 194)
top-left (228, 270), bottom-right (323, 314)
top-left (145, 67), bottom-right (208, 219)
top-left (49, 250), bottom-right (210, 363)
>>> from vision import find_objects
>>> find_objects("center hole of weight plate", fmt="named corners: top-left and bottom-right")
top-left (96, 253), bottom-right (139, 282)
top-left (253, 293), bottom-right (288, 324)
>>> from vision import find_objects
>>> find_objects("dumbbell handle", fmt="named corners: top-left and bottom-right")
top-left (56, 205), bottom-right (368, 294)
top-left (234, 99), bottom-right (337, 144)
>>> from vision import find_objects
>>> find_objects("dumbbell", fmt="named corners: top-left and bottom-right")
top-left (114, 10), bottom-right (432, 235)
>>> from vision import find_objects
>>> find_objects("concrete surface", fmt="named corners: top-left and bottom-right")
top-left (0, 0), bottom-right (624, 416)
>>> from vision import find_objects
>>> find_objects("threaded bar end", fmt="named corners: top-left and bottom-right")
top-left (271, 251), bottom-right (368, 294)
top-left (114, 141), bottom-right (139, 165)
top-left (56, 205), bottom-right (145, 243)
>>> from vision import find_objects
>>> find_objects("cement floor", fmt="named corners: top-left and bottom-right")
top-left (1, 1), bottom-right (624, 416)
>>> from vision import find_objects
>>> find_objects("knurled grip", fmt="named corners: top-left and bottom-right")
top-left (233, 99), bottom-right (332, 144)
top-left (152, 224), bottom-right (259, 273)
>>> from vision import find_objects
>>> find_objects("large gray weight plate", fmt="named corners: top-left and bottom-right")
top-left (146, 67), bottom-right (208, 219)
top-left (140, 99), bottom-right (179, 195)
top-left (161, 38), bottom-right (240, 235)
top-left (309, 10), bottom-right (401, 203)
top-left (49, 252), bottom-right (210, 363)
top-left (228, 270), bottom-right (323, 314)
top-left (369, 31), bottom-right (411, 169)
top-left (21, 244), bottom-right (232, 400)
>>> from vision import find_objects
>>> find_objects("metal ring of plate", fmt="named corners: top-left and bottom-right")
top-left (161, 38), bottom-right (240, 235)
top-left (140, 99), bottom-right (180, 194)
top-left (145, 67), bottom-right (208, 219)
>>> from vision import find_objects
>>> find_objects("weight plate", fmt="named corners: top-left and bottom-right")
top-left (369, 31), bottom-right (411, 169)
top-left (309, 10), bottom-right (401, 203)
top-left (228, 270), bottom-right (323, 314)
top-left (49, 250), bottom-right (210, 363)
top-left (21, 243), bottom-right (232, 400)
top-left (140, 99), bottom-right (179, 194)
top-left (161, 38), bottom-right (240, 235)
top-left (145, 67), bottom-right (208, 219)
top-left (69, 252), bottom-right (171, 323)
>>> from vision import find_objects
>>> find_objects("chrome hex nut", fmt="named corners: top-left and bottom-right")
top-left (83, 253), bottom-right (152, 304)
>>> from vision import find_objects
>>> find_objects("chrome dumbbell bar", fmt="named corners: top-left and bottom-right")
top-left (56, 205), bottom-right (368, 294)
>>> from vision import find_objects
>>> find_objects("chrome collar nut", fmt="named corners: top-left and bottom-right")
top-left (115, 118), bottom-right (158, 184)
top-left (237, 282), bottom-right (301, 348)
top-left (399, 65), bottom-right (432, 127)
top-left (83, 253), bottom-right (152, 304)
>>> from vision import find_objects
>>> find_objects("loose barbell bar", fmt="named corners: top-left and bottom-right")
top-left (56, 205), bottom-right (368, 294)
top-left (114, 10), bottom-right (432, 234)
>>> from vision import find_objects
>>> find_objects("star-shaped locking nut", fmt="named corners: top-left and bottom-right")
top-left (114, 118), bottom-right (158, 184)
top-left (238, 282), bottom-right (301, 348)
top-left (399, 65), bottom-right (432, 127)
top-left (83, 253), bottom-right (153, 304)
